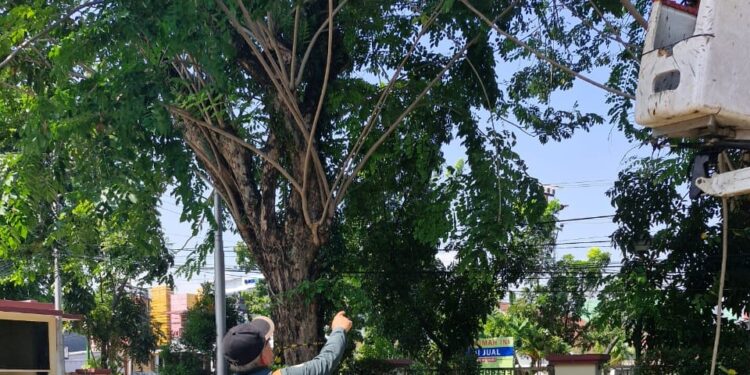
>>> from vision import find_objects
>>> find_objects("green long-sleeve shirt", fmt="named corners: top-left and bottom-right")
top-left (242, 328), bottom-right (347, 375)
top-left (281, 328), bottom-right (347, 375)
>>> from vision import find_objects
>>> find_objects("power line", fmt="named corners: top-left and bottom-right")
top-left (546, 179), bottom-right (613, 186)
top-left (539, 214), bottom-right (615, 224)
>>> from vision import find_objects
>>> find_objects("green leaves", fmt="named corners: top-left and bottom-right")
top-left (441, 0), bottom-right (456, 14)
top-left (602, 153), bottom-right (750, 372)
top-left (593, 0), bottom-right (628, 17)
top-left (179, 283), bottom-right (242, 355)
top-left (484, 301), bottom-right (570, 365)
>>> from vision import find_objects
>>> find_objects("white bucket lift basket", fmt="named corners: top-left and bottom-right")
top-left (635, 0), bottom-right (750, 139)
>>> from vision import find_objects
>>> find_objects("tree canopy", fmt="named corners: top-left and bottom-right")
top-left (6, 0), bottom-right (747, 371)
top-left (2, 0), bottom-right (615, 362)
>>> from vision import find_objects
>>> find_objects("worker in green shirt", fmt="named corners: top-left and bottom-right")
top-left (223, 311), bottom-right (352, 375)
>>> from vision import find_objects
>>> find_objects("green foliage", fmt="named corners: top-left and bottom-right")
top-left (180, 283), bottom-right (242, 356)
top-left (238, 279), bottom-right (272, 317)
top-left (233, 242), bottom-right (257, 273)
top-left (327, 150), bottom-right (552, 370)
top-left (1, 0), bottom-right (660, 366)
top-left (484, 301), bottom-right (569, 367)
top-left (600, 155), bottom-right (750, 373)
top-left (339, 358), bottom-right (406, 375)
top-left (583, 316), bottom-right (633, 366)
top-left (0, 140), bottom-right (171, 371)
top-left (483, 248), bottom-right (618, 367)
top-left (83, 290), bottom-right (161, 370)
top-left (534, 248), bottom-right (610, 346)
top-left (159, 344), bottom-right (210, 375)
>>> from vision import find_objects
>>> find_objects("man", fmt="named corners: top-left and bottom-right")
top-left (223, 311), bottom-right (353, 375)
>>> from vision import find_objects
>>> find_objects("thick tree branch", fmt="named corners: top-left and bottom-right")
top-left (217, 0), bottom-right (297, 124)
top-left (241, 9), bottom-right (290, 89)
top-left (620, 0), bottom-right (648, 29)
top-left (295, 0), bottom-right (348, 87)
top-left (461, 0), bottom-right (636, 100)
top-left (245, 20), bottom-right (289, 93)
top-left (259, 134), bottom-right (281, 235)
top-left (264, 12), bottom-right (292, 85)
top-left (320, 1), bottom-right (445, 224)
top-left (167, 105), bottom-right (304, 194)
top-left (301, 0), bottom-right (334, 231)
top-left (0, 0), bottom-right (104, 70)
top-left (171, 77), bottom-right (270, 240)
top-left (217, 0), bottom-right (331, 204)
top-left (336, 30), bottom-right (487, 206)
top-left (174, 97), bottom-right (247, 230)
top-left (290, 5), bottom-right (301, 88)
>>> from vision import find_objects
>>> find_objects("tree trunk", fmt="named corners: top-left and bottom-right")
top-left (633, 323), bottom-right (643, 364)
top-left (99, 343), bottom-right (109, 369)
top-left (272, 287), bottom-right (320, 364)
top-left (179, 71), bottom-right (330, 364)
top-left (259, 208), bottom-right (323, 364)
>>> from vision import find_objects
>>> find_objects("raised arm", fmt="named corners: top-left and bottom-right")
top-left (275, 311), bottom-right (353, 375)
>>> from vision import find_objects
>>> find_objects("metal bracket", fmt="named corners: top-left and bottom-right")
top-left (689, 152), bottom-right (718, 199)
top-left (695, 167), bottom-right (750, 197)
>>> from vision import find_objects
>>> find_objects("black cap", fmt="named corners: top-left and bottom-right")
top-left (223, 316), bottom-right (275, 366)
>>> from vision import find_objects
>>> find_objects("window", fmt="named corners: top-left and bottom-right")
top-left (0, 320), bottom-right (50, 370)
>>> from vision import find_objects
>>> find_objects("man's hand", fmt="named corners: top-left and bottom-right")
top-left (331, 311), bottom-right (352, 333)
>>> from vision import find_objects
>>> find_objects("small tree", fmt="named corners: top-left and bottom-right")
top-left (484, 300), bottom-right (569, 367)
top-left (535, 248), bottom-right (610, 347)
top-left (83, 290), bottom-right (161, 370)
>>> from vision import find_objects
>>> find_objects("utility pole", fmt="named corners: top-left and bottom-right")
top-left (214, 191), bottom-right (227, 375)
top-left (53, 246), bottom-right (65, 375)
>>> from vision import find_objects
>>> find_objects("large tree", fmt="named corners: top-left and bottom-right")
top-left (1, 0), bottom-right (632, 362)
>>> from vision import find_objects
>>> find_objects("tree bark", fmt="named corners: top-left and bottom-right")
top-left (250, 228), bottom-right (323, 365)
top-left (261, 150), bottom-right (326, 364)
top-left (180, 108), bottom-right (328, 363)
top-left (271, 279), bottom-right (321, 364)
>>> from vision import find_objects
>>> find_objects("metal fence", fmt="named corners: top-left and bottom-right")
top-left (604, 366), bottom-right (676, 375)
top-left (402, 368), bottom-right (552, 375)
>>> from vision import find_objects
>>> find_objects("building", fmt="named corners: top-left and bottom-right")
top-left (148, 286), bottom-right (198, 344)
top-left (149, 286), bottom-right (172, 346)
top-left (63, 333), bottom-right (89, 373)
top-left (0, 299), bottom-right (81, 375)
top-left (169, 292), bottom-right (198, 340)
top-left (225, 273), bottom-right (263, 295)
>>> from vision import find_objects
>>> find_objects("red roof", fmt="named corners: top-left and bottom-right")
top-left (0, 299), bottom-right (82, 320)
top-left (656, 0), bottom-right (699, 16)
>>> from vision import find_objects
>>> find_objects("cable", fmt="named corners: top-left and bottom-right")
top-left (538, 214), bottom-right (614, 224)
top-left (158, 205), bottom-right (182, 215)
top-left (709, 196), bottom-right (729, 375)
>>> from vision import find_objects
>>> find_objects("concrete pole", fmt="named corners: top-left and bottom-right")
top-left (54, 246), bottom-right (65, 375)
top-left (214, 191), bottom-right (227, 375)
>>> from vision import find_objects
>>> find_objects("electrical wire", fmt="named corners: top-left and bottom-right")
top-left (538, 214), bottom-right (614, 224)
top-left (709, 196), bottom-right (729, 375)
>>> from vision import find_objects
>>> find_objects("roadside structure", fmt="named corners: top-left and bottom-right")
top-left (0, 299), bottom-right (81, 375)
